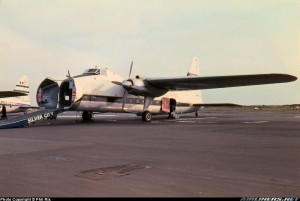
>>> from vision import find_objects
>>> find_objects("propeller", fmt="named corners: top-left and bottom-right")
top-left (128, 61), bottom-right (133, 79)
top-left (111, 61), bottom-right (133, 87)
top-left (122, 61), bottom-right (133, 110)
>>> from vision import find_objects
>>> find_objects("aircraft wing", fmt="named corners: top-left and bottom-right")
top-left (0, 91), bottom-right (28, 98)
top-left (145, 74), bottom-right (297, 90)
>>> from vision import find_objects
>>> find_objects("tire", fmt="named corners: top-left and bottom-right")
top-left (142, 111), bottom-right (152, 122)
top-left (82, 111), bottom-right (93, 121)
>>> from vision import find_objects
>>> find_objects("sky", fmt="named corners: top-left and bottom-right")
top-left (0, 0), bottom-right (299, 105)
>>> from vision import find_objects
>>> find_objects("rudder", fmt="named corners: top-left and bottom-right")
top-left (14, 75), bottom-right (30, 104)
top-left (186, 57), bottom-right (202, 103)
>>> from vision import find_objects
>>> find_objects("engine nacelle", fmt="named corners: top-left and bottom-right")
top-left (122, 77), bottom-right (167, 97)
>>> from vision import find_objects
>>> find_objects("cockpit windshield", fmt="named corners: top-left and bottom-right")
top-left (83, 68), bottom-right (100, 75)
top-left (74, 68), bottom-right (109, 78)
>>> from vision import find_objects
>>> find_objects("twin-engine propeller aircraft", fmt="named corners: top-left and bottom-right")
top-left (0, 75), bottom-right (33, 113)
top-left (36, 58), bottom-right (297, 122)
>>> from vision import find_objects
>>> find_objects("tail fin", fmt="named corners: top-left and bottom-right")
top-left (187, 57), bottom-right (203, 103)
top-left (187, 57), bottom-right (200, 76)
top-left (14, 75), bottom-right (30, 104)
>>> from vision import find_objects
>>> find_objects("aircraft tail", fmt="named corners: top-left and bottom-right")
top-left (187, 57), bottom-right (203, 103)
top-left (187, 57), bottom-right (200, 76)
top-left (14, 75), bottom-right (30, 104)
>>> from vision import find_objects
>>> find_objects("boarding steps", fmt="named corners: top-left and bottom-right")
top-left (0, 108), bottom-right (65, 129)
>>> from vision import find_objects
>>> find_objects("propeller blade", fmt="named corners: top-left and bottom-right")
top-left (128, 61), bottom-right (133, 79)
top-left (122, 90), bottom-right (127, 111)
top-left (115, 61), bottom-right (134, 110)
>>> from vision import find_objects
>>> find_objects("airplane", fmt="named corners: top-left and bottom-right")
top-left (36, 58), bottom-right (297, 122)
top-left (0, 75), bottom-right (34, 113)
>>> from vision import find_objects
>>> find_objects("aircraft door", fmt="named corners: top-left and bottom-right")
top-left (170, 98), bottom-right (176, 113)
top-left (59, 77), bottom-right (76, 109)
top-left (161, 97), bottom-right (170, 113)
top-left (36, 78), bottom-right (59, 109)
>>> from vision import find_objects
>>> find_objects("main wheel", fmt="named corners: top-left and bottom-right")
top-left (82, 111), bottom-right (93, 121)
top-left (142, 111), bottom-right (152, 122)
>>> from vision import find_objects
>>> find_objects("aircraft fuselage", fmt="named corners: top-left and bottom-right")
top-left (36, 68), bottom-right (201, 116)
top-left (0, 97), bottom-right (30, 113)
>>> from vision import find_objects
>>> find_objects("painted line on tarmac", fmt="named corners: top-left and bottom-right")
top-left (58, 114), bottom-right (134, 118)
top-left (243, 121), bottom-right (269, 124)
top-left (177, 120), bottom-right (198, 123)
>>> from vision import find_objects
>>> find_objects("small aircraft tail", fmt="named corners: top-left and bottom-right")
top-left (187, 57), bottom-right (200, 76)
top-left (14, 75), bottom-right (30, 104)
top-left (187, 57), bottom-right (203, 103)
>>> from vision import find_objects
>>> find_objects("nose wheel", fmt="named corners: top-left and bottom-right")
top-left (142, 111), bottom-right (152, 122)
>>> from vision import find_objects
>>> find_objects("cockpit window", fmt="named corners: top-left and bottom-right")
top-left (82, 68), bottom-right (100, 75)
top-left (87, 69), bottom-right (97, 73)
top-left (74, 68), bottom-right (107, 78)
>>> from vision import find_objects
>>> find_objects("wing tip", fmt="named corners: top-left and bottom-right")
top-left (281, 74), bottom-right (297, 82)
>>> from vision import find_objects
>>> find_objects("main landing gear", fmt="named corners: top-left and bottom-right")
top-left (142, 111), bottom-right (152, 122)
top-left (82, 111), bottom-right (93, 121)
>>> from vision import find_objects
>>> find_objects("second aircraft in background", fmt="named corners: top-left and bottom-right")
top-left (0, 75), bottom-right (36, 114)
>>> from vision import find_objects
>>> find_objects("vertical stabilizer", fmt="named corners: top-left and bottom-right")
top-left (187, 57), bottom-right (202, 103)
top-left (14, 75), bottom-right (30, 104)
top-left (187, 57), bottom-right (200, 76)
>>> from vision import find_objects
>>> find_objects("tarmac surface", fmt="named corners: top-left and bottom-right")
top-left (0, 109), bottom-right (299, 197)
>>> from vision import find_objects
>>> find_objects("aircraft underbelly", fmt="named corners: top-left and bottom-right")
top-left (76, 101), bottom-right (154, 113)
top-left (75, 100), bottom-right (196, 114)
